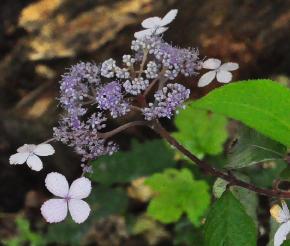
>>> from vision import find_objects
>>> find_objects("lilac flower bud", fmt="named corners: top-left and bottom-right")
top-left (123, 77), bottom-right (149, 95)
top-left (131, 36), bottom-right (162, 55)
top-left (143, 83), bottom-right (190, 120)
top-left (122, 54), bottom-right (136, 67)
top-left (115, 67), bottom-right (130, 79)
top-left (145, 61), bottom-right (159, 79)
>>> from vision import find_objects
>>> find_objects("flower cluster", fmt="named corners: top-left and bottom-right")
top-left (9, 8), bottom-right (239, 225)
top-left (54, 62), bottom-right (122, 162)
top-left (53, 114), bottom-right (118, 162)
top-left (143, 83), bottom-right (190, 120)
top-left (96, 81), bottom-right (130, 118)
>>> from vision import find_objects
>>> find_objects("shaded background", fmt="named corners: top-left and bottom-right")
top-left (0, 0), bottom-right (290, 244)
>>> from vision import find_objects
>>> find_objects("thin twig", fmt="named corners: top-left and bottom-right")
top-left (99, 121), bottom-right (149, 139)
top-left (143, 67), bottom-right (167, 98)
top-left (138, 49), bottom-right (149, 79)
top-left (143, 77), bottom-right (159, 98)
top-left (41, 138), bottom-right (56, 144)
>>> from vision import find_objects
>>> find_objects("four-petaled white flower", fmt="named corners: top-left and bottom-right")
top-left (9, 144), bottom-right (55, 171)
top-left (197, 58), bottom-right (239, 87)
top-left (41, 172), bottom-right (92, 224)
top-left (270, 200), bottom-right (290, 246)
top-left (134, 9), bottom-right (178, 39)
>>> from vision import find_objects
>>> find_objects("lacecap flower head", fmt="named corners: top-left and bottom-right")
top-left (8, 8), bottom-right (240, 224)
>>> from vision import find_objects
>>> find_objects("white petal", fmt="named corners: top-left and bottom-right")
top-left (9, 152), bottom-right (30, 165)
top-left (274, 221), bottom-right (290, 246)
top-left (216, 70), bottom-right (233, 83)
top-left (17, 144), bottom-right (36, 153)
top-left (69, 177), bottom-right (92, 199)
top-left (134, 29), bottom-right (153, 39)
top-left (141, 17), bottom-right (161, 28)
top-left (68, 199), bottom-right (90, 224)
top-left (220, 62), bottom-right (239, 71)
top-left (45, 172), bottom-right (69, 198)
top-left (41, 199), bottom-right (68, 223)
top-left (202, 58), bottom-right (221, 70)
top-left (197, 71), bottom-right (216, 87)
top-left (27, 155), bottom-right (43, 171)
top-left (155, 27), bottom-right (168, 35)
top-left (160, 9), bottom-right (178, 26)
top-left (34, 144), bottom-right (55, 156)
top-left (281, 201), bottom-right (290, 222)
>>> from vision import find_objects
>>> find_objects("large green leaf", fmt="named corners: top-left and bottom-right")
top-left (213, 175), bottom-right (258, 224)
top-left (282, 241), bottom-right (290, 246)
top-left (245, 160), bottom-right (287, 188)
top-left (145, 168), bottom-right (210, 226)
top-left (227, 126), bottom-right (286, 169)
top-left (204, 191), bottom-right (257, 246)
top-left (89, 140), bottom-right (174, 185)
top-left (173, 107), bottom-right (228, 159)
top-left (192, 80), bottom-right (290, 146)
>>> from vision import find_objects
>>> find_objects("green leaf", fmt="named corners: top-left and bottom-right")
top-left (282, 241), bottom-right (290, 246)
top-left (145, 168), bottom-right (210, 225)
top-left (89, 186), bottom-right (128, 219)
top-left (89, 140), bottom-right (174, 185)
top-left (192, 80), bottom-right (290, 146)
top-left (280, 166), bottom-right (290, 181)
top-left (213, 175), bottom-right (258, 224)
top-left (46, 218), bottom-right (90, 245)
top-left (204, 191), bottom-right (257, 246)
top-left (227, 126), bottom-right (286, 169)
top-left (267, 218), bottom-right (280, 246)
top-left (245, 160), bottom-right (287, 188)
top-left (173, 107), bottom-right (228, 158)
top-left (4, 217), bottom-right (45, 246)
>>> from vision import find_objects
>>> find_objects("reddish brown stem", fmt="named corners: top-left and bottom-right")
top-left (150, 120), bottom-right (290, 199)
top-left (99, 121), bottom-right (149, 139)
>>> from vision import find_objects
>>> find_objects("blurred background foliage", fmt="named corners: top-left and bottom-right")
top-left (0, 0), bottom-right (290, 245)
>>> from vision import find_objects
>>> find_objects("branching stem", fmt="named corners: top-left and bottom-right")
top-left (149, 120), bottom-right (290, 199)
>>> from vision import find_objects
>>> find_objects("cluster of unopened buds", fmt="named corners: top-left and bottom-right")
top-left (9, 9), bottom-right (239, 224)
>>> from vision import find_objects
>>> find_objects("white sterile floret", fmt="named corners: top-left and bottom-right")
top-left (134, 9), bottom-right (178, 39)
top-left (145, 61), bottom-right (159, 79)
top-left (122, 55), bottom-right (136, 67)
top-left (123, 77), bottom-right (149, 95)
top-left (270, 200), bottom-right (290, 246)
top-left (9, 143), bottom-right (55, 171)
top-left (197, 58), bottom-right (239, 87)
top-left (41, 172), bottom-right (92, 224)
